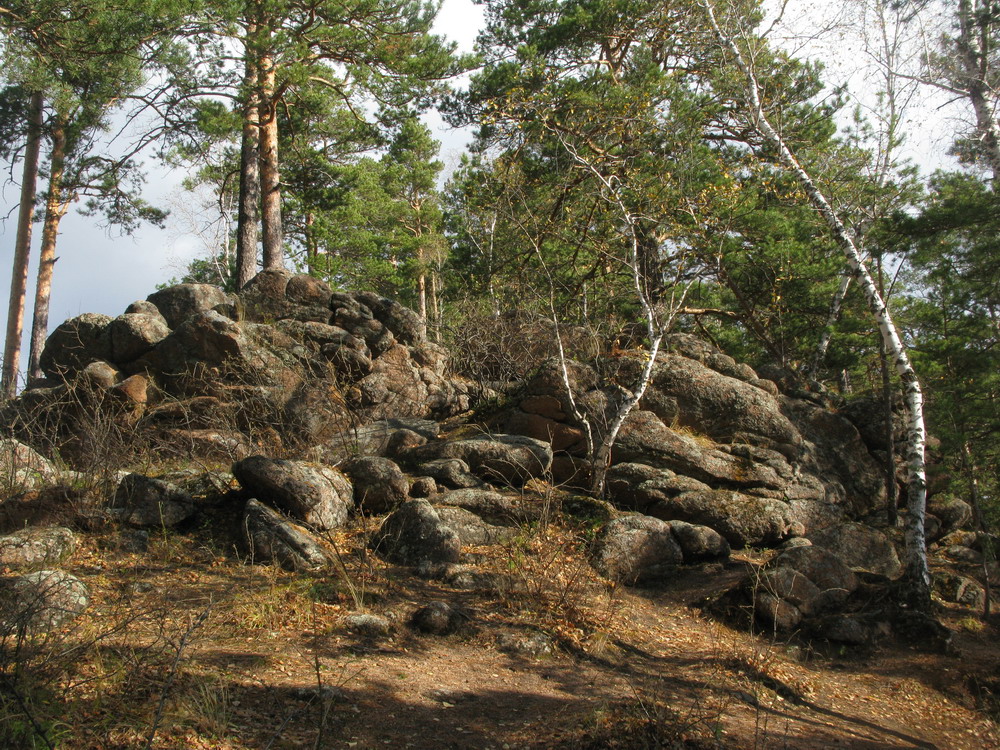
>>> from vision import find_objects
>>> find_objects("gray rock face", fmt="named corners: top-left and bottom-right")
top-left (2, 569), bottom-right (89, 632)
top-left (242, 499), bottom-right (331, 571)
top-left (933, 571), bottom-right (986, 608)
top-left (318, 419), bottom-right (440, 463)
top-left (590, 514), bottom-right (683, 584)
top-left (370, 500), bottom-right (461, 565)
top-left (0, 439), bottom-right (57, 491)
top-left (668, 520), bottom-right (730, 563)
top-left (342, 457), bottom-right (409, 514)
top-left (113, 474), bottom-right (196, 528)
top-left (809, 522), bottom-right (902, 578)
top-left (39, 313), bottom-right (113, 377)
top-left (436, 488), bottom-right (538, 524)
top-left (416, 458), bottom-right (487, 490)
top-left (0, 527), bottom-right (77, 568)
top-left (435, 506), bottom-right (515, 546)
top-left (233, 457), bottom-right (353, 530)
top-left (409, 434), bottom-right (553, 487)
top-left (107, 313), bottom-right (171, 363)
top-left (147, 283), bottom-right (232, 329)
top-left (927, 495), bottom-right (973, 536)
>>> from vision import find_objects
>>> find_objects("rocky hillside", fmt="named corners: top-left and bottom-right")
top-left (0, 272), bottom-right (995, 748)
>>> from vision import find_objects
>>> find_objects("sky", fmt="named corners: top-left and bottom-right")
top-left (0, 0), bottom-right (970, 384)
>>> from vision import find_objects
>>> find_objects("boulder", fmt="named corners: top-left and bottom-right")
top-left (113, 474), bottom-right (196, 528)
top-left (342, 457), bottom-right (410, 514)
top-left (345, 612), bottom-right (392, 637)
top-left (39, 313), bottom-right (113, 377)
top-left (927, 495), bottom-right (973, 536)
top-left (409, 476), bottom-right (437, 498)
top-left (232, 457), bottom-right (353, 530)
top-left (370, 500), bottom-right (461, 565)
top-left (409, 434), bottom-right (553, 487)
top-left (436, 488), bottom-right (539, 524)
top-left (0, 439), bottom-right (58, 491)
top-left (239, 269), bottom-right (294, 321)
top-left (0, 527), bottom-right (78, 568)
top-left (318, 419), bottom-right (439, 463)
top-left (242, 499), bottom-right (331, 571)
top-left (147, 283), bottom-right (232, 329)
top-left (410, 601), bottom-right (464, 635)
top-left (809, 522), bottom-right (902, 578)
top-left (644, 487), bottom-right (792, 548)
top-left (590, 514), bottom-right (683, 584)
top-left (668, 520), bottom-right (730, 563)
top-left (107, 313), bottom-right (171, 363)
top-left (1, 569), bottom-right (89, 632)
top-left (351, 291), bottom-right (425, 346)
top-left (770, 545), bottom-right (858, 610)
top-left (435, 506), bottom-right (515, 546)
top-left (416, 458), bottom-right (487, 490)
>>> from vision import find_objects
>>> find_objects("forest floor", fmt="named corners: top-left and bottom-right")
top-left (11, 507), bottom-right (1000, 750)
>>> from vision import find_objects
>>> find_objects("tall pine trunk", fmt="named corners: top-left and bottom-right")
top-left (956, 0), bottom-right (1000, 182)
top-left (27, 115), bottom-right (68, 382)
top-left (258, 48), bottom-right (282, 270)
top-left (704, 0), bottom-right (931, 600)
top-left (2, 92), bottom-right (43, 397)
top-left (235, 39), bottom-right (260, 291)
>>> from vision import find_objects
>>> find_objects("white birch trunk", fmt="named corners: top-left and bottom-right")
top-left (703, 0), bottom-right (930, 594)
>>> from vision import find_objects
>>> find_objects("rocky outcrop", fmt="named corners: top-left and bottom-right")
top-left (9, 274), bottom-right (470, 469)
top-left (407, 434), bottom-right (553, 487)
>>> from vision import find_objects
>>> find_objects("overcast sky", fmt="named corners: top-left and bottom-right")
top-left (0, 0), bottom-right (966, 384)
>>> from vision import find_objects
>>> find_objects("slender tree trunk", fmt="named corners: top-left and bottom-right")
top-left (429, 269), bottom-right (441, 343)
top-left (808, 271), bottom-right (852, 376)
top-left (416, 245), bottom-right (428, 340)
top-left (258, 48), bottom-right (283, 270)
top-left (2, 92), bottom-right (44, 398)
top-left (27, 116), bottom-right (69, 382)
top-left (704, 0), bottom-right (931, 599)
top-left (235, 39), bottom-right (260, 291)
top-left (960, 440), bottom-right (992, 619)
top-left (956, 0), bottom-right (1000, 182)
top-left (878, 332), bottom-right (899, 526)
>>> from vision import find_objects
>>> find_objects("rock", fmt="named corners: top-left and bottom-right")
top-left (436, 488), bottom-right (538, 524)
top-left (125, 299), bottom-right (167, 324)
top-left (758, 567), bottom-right (823, 616)
top-left (113, 474), bottom-right (196, 528)
top-left (78, 360), bottom-right (120, 389)
top-left (0, 439), bottom-right (58, 491)
top-left (0, 527), bottom-right (78, 568)
top-left (286, 274), bottom-right (333, 308)
top-left (809, 522), bottom-right (902, 578)
top-left (107, 313), bottom-right (171, 363)
top-left (408, 477), bottom-right (437, 498)
top-left (370, 500), bottom-right (461, 565)
top-left (668, 520), bottom-right (730, 562)
top-left (147, 283), bottom-right (232, 329)
top-left (160, 428), bottom-right (253, 462)
top-left (934, 571), bottom-right (986, 609)
top-left (243, 499), bottom-right (330, 571)
top-left (436, 506), bottom-right (515, 546)
top-left (242, 499), bottom-right (332, 571)
top-left (644, 486), bottom-right (792, 548)
top-left (410, 601), bottom-right (464, 635)
top-left (416, 459), bottom-right (487, 490)
top-left (497, 631), bottom-right (554, 657)
top-left (590, 514), bottom-right (683, 584)
top-left (945, 544), bottom-right (983, 564)
top-left (351, 291), bottom-right (425, 346)
top-left (771, 545), bottom-right (858, 610)
top-left (815, 615), bottom-right (872, 645)
top-left (1, 569), bottom-right (89, 632)
top-left (0, 485), bottom-right (98, 533)
top-left (39, 313), bottom-right (113, 377)
top-left (927, 495), bottom-right (973, 536)
top-left (344, 612), bottom-right (392, 637)
top-left (233, 457), bottom-right (353, 530)
top-left (318, 419), bottom-right (440, 462)
top-left (754, 593), bottom-right (803, 632)
top-left (342, 457), bottom-right (409, 514)
top-left (409, 434), bottom-right (553, 487)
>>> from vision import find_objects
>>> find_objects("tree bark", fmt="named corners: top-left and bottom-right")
top-left (27, 114), bottom-right (69, 382)
top-left (704, 0), bottom-right (931, 599)
top-left (258, 48), bottom-right (283, 270)
top-left (808, 271), bottom-right (852, 377)
top-left (235, 38), bottom-right (260, 291)
top-left (956, 0), bottom-right (1000, 182)
top-left (2, 91), bottom-right (43, 398)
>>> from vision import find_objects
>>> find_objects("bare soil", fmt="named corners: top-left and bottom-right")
top-left (12, 515), bottom-right (1000, 750)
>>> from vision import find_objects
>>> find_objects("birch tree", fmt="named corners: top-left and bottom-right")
top-left (702, 0), bottom-right (931, 598)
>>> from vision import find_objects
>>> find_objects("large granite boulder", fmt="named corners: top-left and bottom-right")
top-left (342, 456), bottom-right (410, 514)
top-left (408, 434), bottom-right (553, 487)
top-left (2, 569), bottom-right (89, 633)
top-left (242, 499), bottom-right (332, 571)
top-left (809, 522), bottom-right (902, 578)
top-left (0, 527), bottom-right (78, 568)
top-left (232, 457), bottom-right (353, 530)
top-left (590, 515), bottom-right (683, 584)
top-left (112, 474), bottom-right (196, 528)
top-left (146, 283), bottom-right (232, 328)
top-left (39, 313), bottom-right (113, 377)
top-left (370, 500), bottom-right (461, 565)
